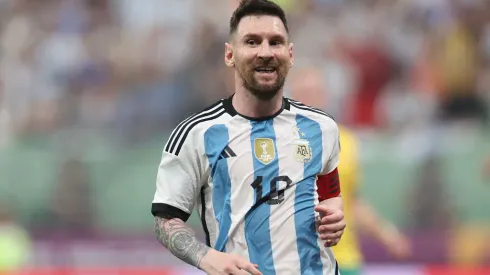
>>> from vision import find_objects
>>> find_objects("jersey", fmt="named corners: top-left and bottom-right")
top-left (152, 96), bottom-right (341, 275)
top-left (331, 126), bottom-right (363, 268)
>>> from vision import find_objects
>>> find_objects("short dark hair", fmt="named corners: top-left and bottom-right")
top-left (229, 0), bottom-right (289, 35)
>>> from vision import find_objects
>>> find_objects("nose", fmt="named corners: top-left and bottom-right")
top-left (257, 42), bottom-right (273, 60)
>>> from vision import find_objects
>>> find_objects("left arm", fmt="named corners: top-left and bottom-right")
top-left (319, 195), bottom-right (342, 212)
top-left (354, 197), bottom-right (411, 259)
top-left (315, 167), bottom-right (345, 247)
top-left (314, 124), bottom-right (345, 246)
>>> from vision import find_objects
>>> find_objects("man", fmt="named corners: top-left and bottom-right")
top-left (151, 1), bottom-right (345, 274)
top-left (290, 68), bottom-right (412, 275)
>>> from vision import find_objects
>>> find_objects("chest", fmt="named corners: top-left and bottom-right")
top-left (203, 119), bottom-right (326, 197)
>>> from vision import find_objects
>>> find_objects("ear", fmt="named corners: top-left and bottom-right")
top-left (289, 43), bottom-right (294, 68)
top-left (224, 42), bottom-right (234, 67)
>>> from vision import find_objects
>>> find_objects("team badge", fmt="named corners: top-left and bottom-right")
top-left (254, 138), bottom-right (275, 165)
top-left (292, 126), bottom-right (312, 163)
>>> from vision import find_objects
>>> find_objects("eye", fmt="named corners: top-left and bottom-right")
top-left (247, 39), bottom-right (257, 45)
top-left (270, 40), bottom-right (282, 46)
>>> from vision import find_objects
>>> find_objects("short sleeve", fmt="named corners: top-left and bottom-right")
top-left (322, 122), bottom-right (341, 175)
top-left (151, 134), bottom-right (206, 222)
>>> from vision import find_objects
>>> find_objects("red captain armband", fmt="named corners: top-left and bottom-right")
top-left (316, 168), bottom-right (341, 201)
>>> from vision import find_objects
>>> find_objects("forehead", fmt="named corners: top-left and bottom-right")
top-left (236, 15), bottom-right (287, 38)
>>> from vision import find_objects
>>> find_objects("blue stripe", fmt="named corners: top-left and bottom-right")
top-left (245, 120), bottom-right (278, 275)
top-left (204, 125), bottom-right (232, 252)
top-left (294, 115), bottom-right (324, 274)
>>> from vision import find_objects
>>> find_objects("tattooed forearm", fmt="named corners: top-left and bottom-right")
top-left (154, 216), bottom-right (210, 268)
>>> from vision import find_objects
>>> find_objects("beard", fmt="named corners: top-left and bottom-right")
top-left (236, 61), bottom-right (288, 101)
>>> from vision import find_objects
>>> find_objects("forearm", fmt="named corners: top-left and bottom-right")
top-left (319, 195), bottom-right (343, 211)
top-left (154, 216), bottom-right (210, 268)
top-left (355, 199), bottom-right (398, 243)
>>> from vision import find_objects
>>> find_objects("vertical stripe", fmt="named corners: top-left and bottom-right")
top-left (204, 125), bottom-right (232, 252)
top-left (245, 120), bottom-right (278, 275)
top-left (224, 120), bottom-right (253, 261)
top-left (269, 116), bottom-right (302, 275)
top-left (294, 114), bottom-right (324, 274)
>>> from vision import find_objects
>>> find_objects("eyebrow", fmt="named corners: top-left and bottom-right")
top-left (242, 33), bottom-right (288, 41)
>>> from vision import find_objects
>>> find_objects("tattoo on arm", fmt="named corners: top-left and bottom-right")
top-left (154, 216), bottom-right (210, 268)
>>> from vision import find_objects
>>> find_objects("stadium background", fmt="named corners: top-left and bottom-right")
top-left (0, 0), bottom-right (489, 274)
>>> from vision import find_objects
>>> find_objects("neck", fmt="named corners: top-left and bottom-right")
top-left (232, 82), bottom-right (284, 119)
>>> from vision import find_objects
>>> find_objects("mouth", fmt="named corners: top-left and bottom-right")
top-left (254, 67), bottom-right (277, 74)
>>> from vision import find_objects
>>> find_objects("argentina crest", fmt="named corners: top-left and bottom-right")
top-left (292, 126), bottom-right (312, 163)
top-left (254, 138), bottom-right (276, 165)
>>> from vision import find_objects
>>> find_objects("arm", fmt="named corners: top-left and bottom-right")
top-left (319, 196), bottom-right (342, 211)
top-left (315, 124), bottom-right (345, 246)
top-left (154, 216), bottom-right (209, 268)
top-left (355, 197), bottom-right (395, 242)
top-left (151, 128), bottom-right (209, 268)
top-left (354, 197), bottom-right (411, 259)
top-left (152, 126), bottom-right (262, 275)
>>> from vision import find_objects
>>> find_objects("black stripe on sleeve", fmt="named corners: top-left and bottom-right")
top-left (165, 102), bottom-right (223, 155)
top-left (151, 203), bottom-right (191, 222)
top-left (165, 115), bottom-right (195, 152)
top-left (173, 110), bottom-right (226, 156)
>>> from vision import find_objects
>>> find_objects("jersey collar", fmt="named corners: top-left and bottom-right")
top-left (223, 94), bottom-right (291, 121)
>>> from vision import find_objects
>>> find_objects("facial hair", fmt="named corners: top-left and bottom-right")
top-left (236, 60), bottom-right (288, 101)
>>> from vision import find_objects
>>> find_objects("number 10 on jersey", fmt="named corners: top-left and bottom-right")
top-left (251, 176), bottom-right (292, 205)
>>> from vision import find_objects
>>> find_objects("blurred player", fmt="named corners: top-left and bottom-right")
top-left (151, 1), bottom-right (345, 274)
top-left (290, 67), bottom-right (412, 275)
top-left (483, 154), bottom-right (490, 180)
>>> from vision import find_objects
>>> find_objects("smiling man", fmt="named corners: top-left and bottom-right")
top-left (151, 1), bottom-right (345, 274)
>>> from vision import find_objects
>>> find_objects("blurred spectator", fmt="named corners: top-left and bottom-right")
top-left (408, 156), bottom-right (455, 230)
top-left (432, 0), bottom-right (489, 124)
top-left (484, 155), bottom-right (490, 180)
top-left (30, 157), bottom-right (94, 237)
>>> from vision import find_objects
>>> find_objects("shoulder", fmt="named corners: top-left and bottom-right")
top-left (285, 97), bottom-right (338, 131)
top-left (164, 99), bottom-right (231, 156)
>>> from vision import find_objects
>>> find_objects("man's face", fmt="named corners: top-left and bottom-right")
top-left (226, 15), bottom-right (293, 100)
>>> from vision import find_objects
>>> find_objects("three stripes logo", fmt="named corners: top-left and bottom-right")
top-left (218, 146), bottom-right (237, 160)
top-left (165, 102), bottom-right (225, 156)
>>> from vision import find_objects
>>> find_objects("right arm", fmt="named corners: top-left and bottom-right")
top-left (152, 127), bottom-right (262, 275)
top-left (154, 216), bottom-right (209, 268)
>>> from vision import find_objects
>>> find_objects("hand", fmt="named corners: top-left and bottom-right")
top-left (314, 205), bottom-right (346, 247)
top-left (199, 249), bottom-right (263, 275)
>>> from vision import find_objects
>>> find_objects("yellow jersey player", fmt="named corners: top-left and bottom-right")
top-left (290, 67), bottom-right (412, 275)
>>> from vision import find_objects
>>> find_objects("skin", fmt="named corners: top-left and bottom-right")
top-left (225, 15), bottom-right (293, 118)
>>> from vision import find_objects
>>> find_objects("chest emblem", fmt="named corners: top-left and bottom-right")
top-left (292, 126), bottom-right (312, 163)
top-left (254, 138), bottom-right (276, 165)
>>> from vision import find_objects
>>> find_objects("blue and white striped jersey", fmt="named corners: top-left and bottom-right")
top-left (152, 96), bottom-right (341, 275)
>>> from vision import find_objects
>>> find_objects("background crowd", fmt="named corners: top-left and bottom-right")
top-left (0, 0), bottom-right (489, 273)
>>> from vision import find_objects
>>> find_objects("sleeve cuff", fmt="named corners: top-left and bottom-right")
top-left (151, 203), bottom-right (191, 222)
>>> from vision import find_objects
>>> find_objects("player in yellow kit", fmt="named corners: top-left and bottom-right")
top-left (290, 68), bottom-right (412, 275)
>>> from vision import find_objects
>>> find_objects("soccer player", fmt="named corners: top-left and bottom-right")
top-left (290, 68), bottom-right (412, 275)
top-left (151, 0), bottom-right (345, 274)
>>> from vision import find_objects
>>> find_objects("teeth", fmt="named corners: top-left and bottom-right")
top-left (256, 68), bottom-right (275, 72)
